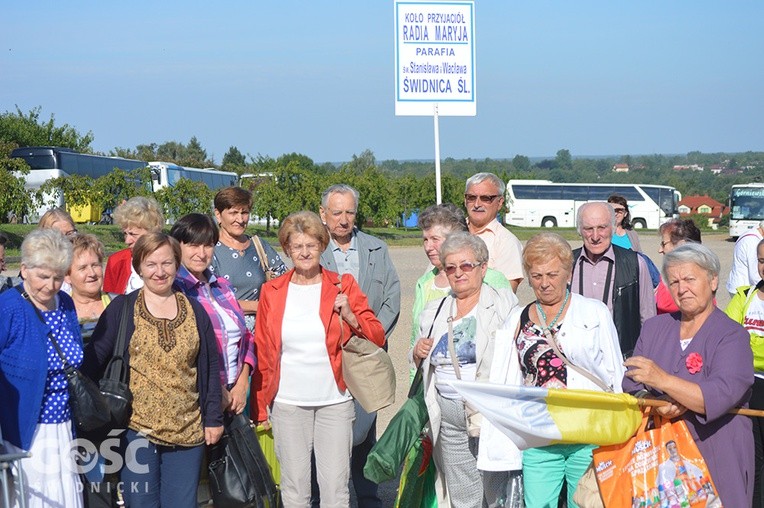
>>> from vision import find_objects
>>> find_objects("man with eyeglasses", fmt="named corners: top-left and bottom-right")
top-left (571, 202), bottom-right (655, 358)
top-left (464, 172), bottom-right (524, 292)
top-left (317, 183), bottom-right (400, 508)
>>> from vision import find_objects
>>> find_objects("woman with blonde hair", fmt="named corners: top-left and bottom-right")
top-left (254, 211), bottom-right (384, 507)
top-left (493, 232), bottom-right (624, 507)
top-left (38, 208), bottom-right (77, 237)
top-left (66, 233), bottom-right (111, 341)
top-left (103, 196), bottom-right (164, 294)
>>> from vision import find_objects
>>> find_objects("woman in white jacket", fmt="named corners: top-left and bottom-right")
top-left (413, 232), bottom-right (519, 507)
top-left (487, 232), bottom-right (625, 508)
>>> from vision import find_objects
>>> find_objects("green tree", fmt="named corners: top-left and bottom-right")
top-left (512, 154), bottom-right (531, 172)
top-left (222, 146), bottom-right (246, 171)
top-left (0, 106), bottom-right (94, 152)
top-left (181, 136), bottom-right (212, 167)
top-left (555, 149), bottom-right (573, 171)
top-left (0, 140), bottom-right (34, 222)
top-left (155, 178), bottom-right (215, 220)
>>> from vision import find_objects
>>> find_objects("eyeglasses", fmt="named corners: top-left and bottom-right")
top-left (612, 207), bottom-right (626, 215)
top-left (64, 229), bottom-right (78, 237)
top-left (660, 240), bottom-right (673, 249)
top-left (443, 261), bottom-right (483, 276)
top-left (289, 243), bottom-right (321, 253)
top-left (465, 194), bottom-right (500, 204)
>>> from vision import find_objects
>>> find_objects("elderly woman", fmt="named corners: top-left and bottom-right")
top-left (624, 243), bottom-right (754, 506)
top-left (83, 233), bottom-right (223, 507)
top-left (0, 229), bottom-right (82, 507)
top-left (493, 232), bottom-right (624, 507)
top-left (411, 204), bottom-right (509, 351)
top-left (254, 211), bottom-right (384, 507)
top-left (725, 237), bottom-right (764, 506)
top-left (607, 194), bottom-right (641, 251)
top-left (211, 187), bottom-right (287, 331)
top-left (170, 213), bottom-right (255, 415)
top-left (413, 231), bottom-right (519, 507)
top-left (656, 219), bottom-right (702, 314)
top-left (103, 196), bottom-right (165, 294)
top-left (66, 233), bottom-right (111, 341)
top-left (38, 207), bottom-right (78, 237)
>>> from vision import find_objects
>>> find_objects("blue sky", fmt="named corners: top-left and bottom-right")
top-left (2, 1), bottom-right (762, 164)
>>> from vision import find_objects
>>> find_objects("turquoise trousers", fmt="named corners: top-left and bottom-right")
top-left (522, 443), bottom-right (595, 508)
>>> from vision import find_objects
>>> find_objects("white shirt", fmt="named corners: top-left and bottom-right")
top-left (727, 229), bottom-right (763, 294)
top-left (276, 282), bottom-right (351, 406)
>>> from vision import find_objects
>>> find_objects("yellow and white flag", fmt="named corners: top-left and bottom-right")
top-left (450, 381), bottom-right (643, 450)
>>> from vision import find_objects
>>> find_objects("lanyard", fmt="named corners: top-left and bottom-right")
top-left (578, 256), bottom-right (613, 305)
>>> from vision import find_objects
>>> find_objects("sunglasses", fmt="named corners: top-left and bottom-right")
top-left (612, 207), bottom-right (627, 214)
top-left (465, 194), bottom-right (500, 204)
top-left (443, 261), bottom-right (483, 276)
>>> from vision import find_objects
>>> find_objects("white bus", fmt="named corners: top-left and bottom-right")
top-left (505, 179), bottom-right (681, 229)
top-left (728, 183), bottom-right (764, 237)
top-left (148, 162), bottom-right (238, 192)
top-left (10, 146), bottom-right (147, 222)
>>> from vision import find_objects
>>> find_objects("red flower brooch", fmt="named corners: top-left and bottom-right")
top-left (686, 352), bottom-right (703, 375)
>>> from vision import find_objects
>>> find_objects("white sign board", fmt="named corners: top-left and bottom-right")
top-left (394, 1), bottom-right (476, 116)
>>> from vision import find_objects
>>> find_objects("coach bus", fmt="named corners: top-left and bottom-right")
top-left (728, 183), bottom-right (764, 238)
top-left (505, 180), bottom-right (680, 229)
top-left (148, 162), bottom-right (238, 192)
top-left (10, 146), bottom-right (147, 222)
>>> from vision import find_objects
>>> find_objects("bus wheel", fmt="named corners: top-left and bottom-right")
top-left (632, 219), bottom-right (647, 229)
top-left (542, 217), bottom-right (557, 228)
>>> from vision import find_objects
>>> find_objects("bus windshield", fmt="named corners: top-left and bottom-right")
top-left (730, 187), bottom-right (764, 221)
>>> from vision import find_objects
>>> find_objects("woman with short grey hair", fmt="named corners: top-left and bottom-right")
top-left (439, 231), bottom-right (490, 268)
top-left (0, 228), bottom-right (84, 507)
top-left (662, 242), bottom-right (720, 281)
top-left (413, 231), bottom-right (520, 507)
top-left (625, 242), bottom-right (754, 506)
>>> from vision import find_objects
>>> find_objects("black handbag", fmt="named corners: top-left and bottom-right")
top-left (208, 413), bottom-right (280, 508)
top-left (17, 287), bottom-right (111, 433)
top-left (98, 298), bottom-right (133, 429)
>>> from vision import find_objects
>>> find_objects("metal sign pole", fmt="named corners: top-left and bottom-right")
top-left (433, 103), bottom-right (442, 204)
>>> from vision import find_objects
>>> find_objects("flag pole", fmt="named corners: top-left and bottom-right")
top-left (636, 397), bottom-right (764, 417)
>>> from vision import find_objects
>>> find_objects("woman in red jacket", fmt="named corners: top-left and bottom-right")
top-left (254, 210), bottom-right (385, 508)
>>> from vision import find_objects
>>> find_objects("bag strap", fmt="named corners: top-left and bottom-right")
top-left (536, 300), bottom-right (612, 393)
top-left (251, 236), bottom-right (270, 275)
top-left (15, 286), bottom-right (72, 371)
top-left (104, 297), bottom-right (132, 383)
top-left (446, 299), bottom-right (462, 379)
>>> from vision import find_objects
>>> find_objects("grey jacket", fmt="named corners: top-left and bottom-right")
top-left (320, 229), bottom-right (401, 342)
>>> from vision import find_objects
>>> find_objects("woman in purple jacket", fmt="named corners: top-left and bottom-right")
top-left (624, 243), bottom-right (754, 506)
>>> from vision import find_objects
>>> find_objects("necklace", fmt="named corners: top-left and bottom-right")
top-left (536, 288), bottom-right (570, 330)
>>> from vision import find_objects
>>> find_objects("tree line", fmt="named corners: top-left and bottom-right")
top-left (1, 106), bottom-right (763, 227)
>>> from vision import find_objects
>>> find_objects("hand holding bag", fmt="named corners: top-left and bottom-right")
top-left (18, 287), bottom-right (110, 433)
top-left (337, 280), bottom-right (396, 413)
top-left (592, 412), bottom-right (722, 508)
top-left (207, 413), bottom-right (280, 508)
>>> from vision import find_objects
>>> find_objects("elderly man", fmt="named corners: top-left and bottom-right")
top-left (726, 220), bottom-right (764, 297)
top-left (571, 202), bottom-right (655, 357)
top-left (317, 183), bottom-right (401, 508)
top-left (465, 172), bottom-right (524, 291)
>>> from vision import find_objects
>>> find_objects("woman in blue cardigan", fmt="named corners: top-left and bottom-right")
top-left (0, 228), bottom-right (83, 507)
